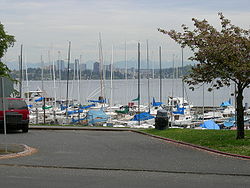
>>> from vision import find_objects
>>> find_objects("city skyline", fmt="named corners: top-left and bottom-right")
top-left (1, 0), bottom-right (249, 69)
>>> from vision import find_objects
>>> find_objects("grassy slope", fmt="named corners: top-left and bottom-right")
top-left (142, 129), bottom-right (250, 156)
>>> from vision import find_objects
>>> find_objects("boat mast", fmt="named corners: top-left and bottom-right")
top-left (152, 50), bottom-right (155, 79)
top-left (181, 47), bottom-right (184, 105)
top-left (138, 42), bottom-right (141, 126)
top-left (110, 45), bottom-right (113, 107)
top-left (125, 41), bottom-right (128, 104)
top-left (170, 54), bottom-right (175, 126)
top-left (78, 55), bottom-right (81, 104)
top-left (24, 54), bottom-right (29, 106)
top-left (98, 33), bottom-right (104, 99)
top-left (48, 50), bottom-right (52, 80)
top-left (147, 40), bottom-right (150, 108)
top-left (66, 41), bottom-right (71, 121)
top-left (159, 46), bottom-right (162, 103)
top-left (172, 54), bottom-right (175, 99)
top-left (125, 41), bottom-right (127, 80)
top-left (78, 56), bottom-right (81, 123)
top-left (202, 84), bottom-right (205, 124)
top-left (19, 44), bottom-right (23, 98)
top-left (57, 51), bottom-right (62, 100)
top-left (52, 45), bottom-right (56, 108)
top-left (41, 54), bottom-right (44, 92)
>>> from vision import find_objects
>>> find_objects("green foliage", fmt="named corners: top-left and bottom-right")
top-left (0, 22), bottom-right (15, 78)
top-left (158, 13), bottom-right (250, 89)
top-left (0, 22), bottom-right (15, 58)
top-left (143, 129), bottom-right (250, 156)
top-left (159, 13), bottom-right (250, 139)
top-left (0, 61), bottom-right (11, 78)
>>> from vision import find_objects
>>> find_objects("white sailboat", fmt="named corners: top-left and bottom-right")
top-left (167, 48), bottom-right (194, 127)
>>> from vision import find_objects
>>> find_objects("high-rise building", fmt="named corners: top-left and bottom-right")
top-left (104, 64), bottom-right (112, 72)
top-left (93, 62), bottom-right (100, 73)
top-left (57, 60), bottom-right (65, 70)
top-left (80, 63), bottom-right (87, 71)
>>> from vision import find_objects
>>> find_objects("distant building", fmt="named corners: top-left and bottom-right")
top-left (75, 59), bottom-right (79, 70)
top-left (80, 63), bottom-right (87, 71)
top-left (57, 60), bottom-right (65, 70)
top-left (69, 63), bottom-right (74, 70)
top-left (93, 62), bottom-right (100, 73)
top-left (104, 64), bottom-right (112, 72)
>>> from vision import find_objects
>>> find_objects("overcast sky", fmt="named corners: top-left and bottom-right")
top-left (1, 0), bottom-right (249, 68)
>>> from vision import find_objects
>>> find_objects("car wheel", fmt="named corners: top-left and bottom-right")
top-left (22, 124), bottom-right (29, 133)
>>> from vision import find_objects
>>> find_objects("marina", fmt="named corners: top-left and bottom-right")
top-left (19, 79), bottom-right (250, 129)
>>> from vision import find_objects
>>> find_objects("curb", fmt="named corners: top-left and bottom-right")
top-left (0, 144), bottom-right (37, 160)
top-left (132, 130), bottom-right (250, 160)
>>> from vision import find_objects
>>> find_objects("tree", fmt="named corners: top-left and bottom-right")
top-left (0, 22), bottom-right (15, 78)
top-left (158, 13), bottom-right (250, 139)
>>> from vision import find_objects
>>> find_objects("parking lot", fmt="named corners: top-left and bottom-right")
top-left (0, 129), bottom-right (250, 188)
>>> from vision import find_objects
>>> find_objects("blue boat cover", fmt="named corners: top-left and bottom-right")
top-left (152, 97), bottom-right (163, 107)
top-left (88, 99), bottom-right (106, 103)
top-left (35, 97), bottom-right (44, 102)
top-left (80, 104), bottom-right (95, 109)
top-left (60, 104), bottom-right (68, 110)
top-left (87, 109), bottom-right (109, 125)
top-left (67, 109), bottom-right (84, 115)
top-left (131, 112), bottom-right (155, 121)
top-left (173, 105), bottom-right (185, 115)
top-left (223, 116), bottom-right (236, 127)
top-left (200, 120), bottom-right (220, 130)
top-left (220, 99), bottom-right (231, 107)
top-left (71, 117), bottom-right (87, 123)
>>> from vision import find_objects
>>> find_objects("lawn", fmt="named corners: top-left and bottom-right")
top-left (141, 128), bottom-right (250, 156)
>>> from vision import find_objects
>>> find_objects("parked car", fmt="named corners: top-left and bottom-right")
top-left (0, 98), bottom-right (29, 132)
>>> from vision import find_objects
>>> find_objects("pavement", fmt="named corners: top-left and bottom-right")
top-left (0, 127), bottom-right (250, 187)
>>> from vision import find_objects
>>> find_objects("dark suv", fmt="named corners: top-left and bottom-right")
top-left (0, 98), bottom-right (29, 132)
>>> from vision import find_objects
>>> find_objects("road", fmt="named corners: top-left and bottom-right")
top-left (0, 129), bottom-right (250, 187)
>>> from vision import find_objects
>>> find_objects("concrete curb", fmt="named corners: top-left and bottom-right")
top-left (29, 126), bottom-right (250, 160)
top-left (0, 144), bottom-right (37, 160)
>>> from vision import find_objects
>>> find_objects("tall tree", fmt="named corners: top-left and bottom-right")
top-left (159, 13), bottom-right (250, 139)
top-left (0, 22), bottom-right (15, 78)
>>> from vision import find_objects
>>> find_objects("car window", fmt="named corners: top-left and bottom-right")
top-left (8, 99), bottom-right (28, 110)
top-left (0, 99), bottom-right (28, 110)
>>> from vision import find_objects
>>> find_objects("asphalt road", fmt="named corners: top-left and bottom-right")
top-left (0, 129), bottom-right (250, 188)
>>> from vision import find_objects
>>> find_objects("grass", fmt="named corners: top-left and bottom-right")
top-left (141, 128), bottom-right (250, 156)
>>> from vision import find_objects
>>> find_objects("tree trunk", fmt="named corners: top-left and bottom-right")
top-left (236, 85), bottom-right (244, 139)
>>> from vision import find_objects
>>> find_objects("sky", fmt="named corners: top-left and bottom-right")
top-left (1, 0), bottom-right (250, 69)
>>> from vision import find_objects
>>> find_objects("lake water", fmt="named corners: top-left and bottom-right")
top-left (21, 79), bottom-right (250, 107)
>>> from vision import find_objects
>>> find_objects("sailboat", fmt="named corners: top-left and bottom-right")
top-left (87, 33), bottom-right (109, 111)
top-left (149, 45), bottom-right (163, 116)
top-left (167, 48), bottom-right (194, 127)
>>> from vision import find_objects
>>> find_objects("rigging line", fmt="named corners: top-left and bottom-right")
top-left (87, 87), bottom-right (102, 99)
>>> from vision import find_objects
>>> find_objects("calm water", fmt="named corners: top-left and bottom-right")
top-left (20, 79), bottom-right (250, 107)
